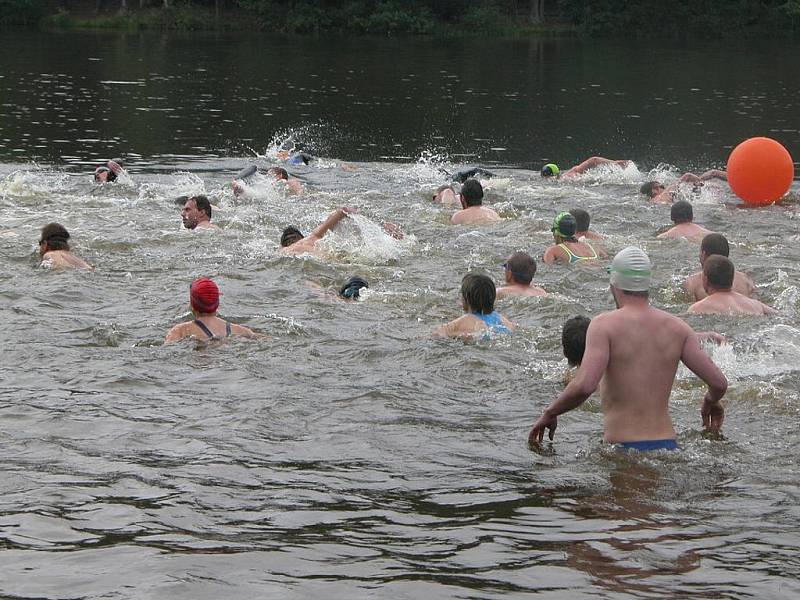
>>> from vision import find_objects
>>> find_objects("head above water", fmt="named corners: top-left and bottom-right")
top-left (280, 226), bottom-right (304, 247)
top-left (339, 276), bottom-right (369, 300)
top-left (670, 200), bottom-right (693, 224)
top-left (461, 272), bottom-right (496, 315)
top-left (703, 255), bottom-right (735, 290)
top-left (504, 251), bottom-right (536, 285)
top-left (460, 179), bottom-right (484, 207)
top-left (569, 208), bottom-right (591, 233)
top-left (39, 222), bottom-right (70, 253)
top-left (562, 315), bottom-right (591, 367)
top-left (608, 246), bottom-right (652, 292)
top-left (190, 277), bottom-right (220, 314)
top-left (267, 166), bottom-right (289, 181)
top-left (700, 233), bottom-right (730, 259)
top-left (640, 181), bottom-right (666, 198)
top-left (541, 163), bottom-right (560, 178)
top-left (552, 212), bottom-right (577, 239)
top-left (181, 195), bottom-right (212, 229)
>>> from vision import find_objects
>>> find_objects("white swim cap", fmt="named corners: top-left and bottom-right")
top-left (608, 246), bottom-right (652, 291)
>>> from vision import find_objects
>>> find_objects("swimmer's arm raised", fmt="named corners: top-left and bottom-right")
top-left (529, 320), bottom-right (609, 443)
top-left (698, 169), bottom-right (727, 181)
top-left (309, 206), bottom-right (352, 240)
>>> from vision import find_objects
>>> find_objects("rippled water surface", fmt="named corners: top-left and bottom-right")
top-left (0, 32), bottom-right (799, 599)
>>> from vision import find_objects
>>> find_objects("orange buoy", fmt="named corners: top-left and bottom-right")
top-left (727, 137), bottom-right (794, 206)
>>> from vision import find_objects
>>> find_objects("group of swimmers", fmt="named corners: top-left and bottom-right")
top-left (41, 151), bottom-right (782, 453)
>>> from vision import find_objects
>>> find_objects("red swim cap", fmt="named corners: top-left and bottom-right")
top-left (190, 277), bottom-right (220, 314)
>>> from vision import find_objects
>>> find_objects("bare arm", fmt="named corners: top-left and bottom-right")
top-left (679, 328), bottom-right (728, 432)
top-left (529, 319), bottom-right (609, 443)
top-left (165, 323), bottom-right (188, 344)
top-left (563, 156), bottom-right (629, 177)
top-left (310, 207), bottom-right (351, 239)
top-left (698, 169), bottom-right (727, 181)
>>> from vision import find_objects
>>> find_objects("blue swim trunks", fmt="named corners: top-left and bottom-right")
top-left (616, 439), bottom-right (679, 452)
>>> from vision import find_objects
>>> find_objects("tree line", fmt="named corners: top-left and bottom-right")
top-left (3, 0), bottom-right (800, 35)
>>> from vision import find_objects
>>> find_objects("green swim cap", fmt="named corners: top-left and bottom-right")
top-left (552, 211), bottom-right (577, 237)
top-left (541, 163), bottom-right (560, 177)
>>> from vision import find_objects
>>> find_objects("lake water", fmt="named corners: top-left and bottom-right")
top-left (0, 31), bottom-right (799, 599)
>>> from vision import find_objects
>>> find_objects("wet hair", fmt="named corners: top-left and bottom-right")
top-left (671, 200), bottom-right (693, 224)
top-left (460, 179), bottom-right (484, 207)
top-left (701, 233), bottom-right (730, 258)
top-left (506, 251), bottom-right (536, 285)
top-left (40, 222), bottom-right (70, 250)
top-left (174, 195), bottom-right (190, 207)
top-left (339, 276), bottom-right (369, 300)
top-left (94, 166), bottom-right (115, 183)
top-left (433, 184), bottom-right (453, 200)
top-left (569, 208), bottom-right (591, 232)
top-left (461, 272), bottom-right (496, 315)
top-left (188, 195), bottom-right (212, 219)
top-left (704, 255), bottom-right (734, 289)
top-left (640, 181), bottom-right (662, 198)
top-left (280, 226), bottom-right (304, 247)
top-left (620, 289), bottom-right (649, 298)
top-left (267, 166), bottom-right (289, 181)
top-left (562, 315), bottom-right (591, 367)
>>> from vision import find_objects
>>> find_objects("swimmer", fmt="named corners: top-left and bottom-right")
top-left (450, 179), bottom-right (501, 225)
top-left (684, 233), bottom-right (755, 301)
top-left (434, 273), bottom-right (515, 338)
top-left (339, 276), bottom-right (369, 300)
top-left (165, 277), bottom-right (256, 343)
top-left (541, 156), bottom-right (632, 179)
top-left (687, 256), bottom-right (776, 315)
top-left (543, 212), bottom-right (607, 265)
top-left (496, 252), bottom-right (547, 299)
top-left (641, 169), bottom-right (727, 204)
top-left (266, 167), bottom-right (304, 195)
top-left (529, 246), bottom-right (728, 451)
top-left (561, 315), bottom-right (591, 384)
top-left (38, 223), bottom-right (93, 270)
top-left (657, 200), bottom-right (713, 242)
top-left (178, 195), bottom-right (220, 230)
top-left (93, 158), bottom-right (124, 183)
top-left (443, 166), bottom-right (496, 184)
top-left (280, 206), bottom-right (354, 256)
top-left (432, 184), bottom-right (460, 207)
top-left (569, 208), bottom-right (605, 241)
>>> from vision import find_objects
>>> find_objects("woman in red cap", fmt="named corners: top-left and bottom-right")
top-left (165, 277), bottom-right (255, 343)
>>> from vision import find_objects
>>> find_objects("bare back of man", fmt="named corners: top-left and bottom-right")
top-left (658, 223), bottom-right (713, 242)
top-left (685, 270), bottom-right (754, 301)
top-left (41, 250), bottom-right (92, 270)
top-left (688, 291), bottom-right (776, 315)
top-left (496, 284), bottom-right (546, 299)
top-left (593, 305), bottom-right (707, 442)
top-left (450, 206), bottom-right (501, 225)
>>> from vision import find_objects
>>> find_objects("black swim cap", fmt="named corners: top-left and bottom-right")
top-left (339, 276), bottom-right (369, 300)
top-left (235, 165), bottom-right (258, 182)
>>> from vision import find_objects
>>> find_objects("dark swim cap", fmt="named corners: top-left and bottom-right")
top-left (288, 152), bottom-right (312, 166)
top-left (541, 163), bottom-right (560, 177)
top-left (552, 212), bottom-right (577, 237)
top-left (339, 276), bottom-right (369, 300)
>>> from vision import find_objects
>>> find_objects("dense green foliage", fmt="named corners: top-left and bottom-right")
top-left (7, 0), bottom-right (800, 35)
top-left (0, 0), bottom-right (46, 26)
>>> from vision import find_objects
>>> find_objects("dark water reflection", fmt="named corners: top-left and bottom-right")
top-left (0, 31), bottom-right (799, 600)
top-left (1, 32), bottom-right (799, 170)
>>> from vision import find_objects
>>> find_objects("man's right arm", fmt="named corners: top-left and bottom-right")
top-left (679, 326), bottom-right (727, 432)
top-left (310, 207), bottom-right (351, 239)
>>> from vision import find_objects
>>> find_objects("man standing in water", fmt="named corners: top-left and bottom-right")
top-left (687, 256), bottom-right (776, 316)
top-left (529, 246), bottom-right (727, 451)
top-left (496, 251), bottom-right (546, 298)
top-left (684, 233), bottom-right (755, 301)
top-left (657, 200), bottom-right (713, 242)
top-left (179, 195), bottom-right (220, 231)
top-left (38, 223), bottom-right (92, 270)
top-left (165, 277), bottom-right (256, 343)
top-left (450, 179), bottom-right (500, 225)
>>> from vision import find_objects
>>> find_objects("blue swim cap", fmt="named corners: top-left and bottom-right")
top-left (339, 276), bottom-right (369, 300)
top-left (288, 152), bottom-right (311, 166)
